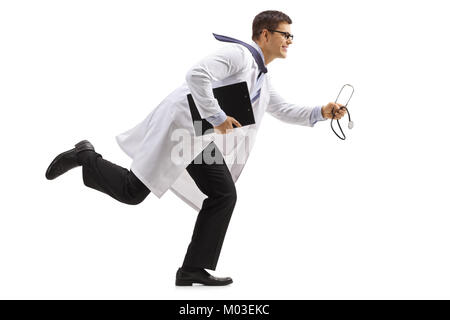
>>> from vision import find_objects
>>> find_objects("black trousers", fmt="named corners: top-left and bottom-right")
top-left (78, 143), bottom-right (237, 270)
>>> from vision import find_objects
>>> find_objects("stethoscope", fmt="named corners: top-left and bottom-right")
top-left (331, 84), bottom-right (354, 140)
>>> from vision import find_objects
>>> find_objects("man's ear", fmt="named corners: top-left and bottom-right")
top-left (261, 29), bottom-right (270, 43)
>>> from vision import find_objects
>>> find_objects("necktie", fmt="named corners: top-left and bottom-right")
top-left (212, 33), bottom-right (267, 74)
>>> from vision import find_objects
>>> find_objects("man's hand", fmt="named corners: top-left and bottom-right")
top-left (214, 116), bottom-right (242, 134)
top-left (322, 102), bottom-right (347, 120)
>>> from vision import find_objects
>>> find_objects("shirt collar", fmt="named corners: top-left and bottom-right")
top-left (251, 40), bottom-right (266, 66)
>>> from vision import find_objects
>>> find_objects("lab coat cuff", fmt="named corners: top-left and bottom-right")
top-left (205, 109), bottom-right (227, 126)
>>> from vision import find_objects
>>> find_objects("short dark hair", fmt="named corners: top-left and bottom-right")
top-left (252, 10), bottom-right (292, 41)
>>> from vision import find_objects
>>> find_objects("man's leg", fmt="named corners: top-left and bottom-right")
top-left (182, 143), bottom-right (237, 271)
top-left (46, 140), bottom-right (150, 205)
top-left (78, 151), bottom-right (150, 205)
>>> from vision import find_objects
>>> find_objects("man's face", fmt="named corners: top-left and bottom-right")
top-left (265, 22), bottom-right (292, 59)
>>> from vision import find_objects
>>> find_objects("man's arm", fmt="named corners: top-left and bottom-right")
top-left (266, 77), bottom-right (346, 126)
top-left (185, 44), bottom-right (252, 121)
top-left (265, 76), bottom-right (316, 126)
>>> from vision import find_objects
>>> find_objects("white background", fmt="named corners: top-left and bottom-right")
top-left (1, 0), bottom-right (449, 299)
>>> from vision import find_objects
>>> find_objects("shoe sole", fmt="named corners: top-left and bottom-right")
top-left (175, 279), bottom-right (233, 286)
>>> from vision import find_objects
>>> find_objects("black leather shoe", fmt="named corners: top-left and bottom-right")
top-left (175, 267), bottom-right (233, 286)
top-left (45, 140), bottom-right (95, 180)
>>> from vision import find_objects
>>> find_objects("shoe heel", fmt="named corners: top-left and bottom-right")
top-left (75, 140), bottom-right (89, 147)
top-left (176, 279), bottom-right (194, 286)
top-left (75, 140), bottom-right (95, 152)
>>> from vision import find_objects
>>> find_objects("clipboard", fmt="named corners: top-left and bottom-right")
top-left (187, 81), bottom-right (256, 136)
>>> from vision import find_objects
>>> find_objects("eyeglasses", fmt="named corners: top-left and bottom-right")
top-left (267, 29), bottom-right (294, 41)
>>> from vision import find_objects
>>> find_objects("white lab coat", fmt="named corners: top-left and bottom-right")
top-left (116, 41), bottom-right (315, 211)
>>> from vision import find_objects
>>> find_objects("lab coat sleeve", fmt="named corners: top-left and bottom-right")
top-left (185, 44), bottom-right (252, 119)
top-left (265, 76), bottom-right (315, 127)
